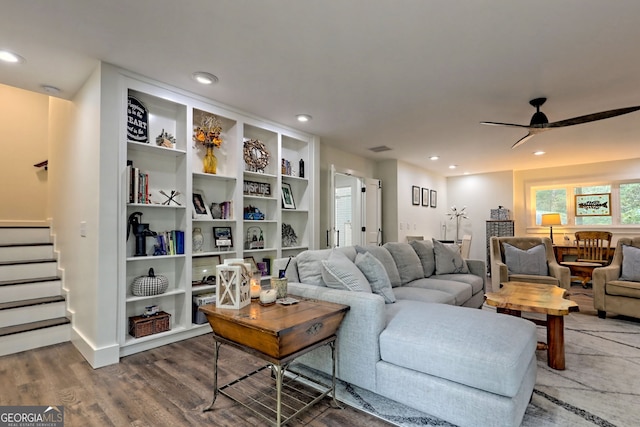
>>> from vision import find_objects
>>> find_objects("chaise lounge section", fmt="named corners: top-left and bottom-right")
top-left (277, 241), bottom-right (537, 427)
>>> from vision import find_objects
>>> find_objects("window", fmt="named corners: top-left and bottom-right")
top-left (532, 181), bottom-right (640, 226)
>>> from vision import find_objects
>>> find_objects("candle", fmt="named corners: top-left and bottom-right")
top-left (250, 279), bottom-right (261, 299)
top-left (260, 289), bottom-right (277, 304)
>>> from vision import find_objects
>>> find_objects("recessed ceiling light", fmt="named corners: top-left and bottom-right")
top-left (296, 114), bottom-right (312, 122)
top-left (0, 50), bottom-right (25, 63)
top-left (429, 156), bottom-right (439, 160)
top-left (191, 71), bottom-right (218, 85)
top-left (533, 151), bottom-right (545, 156)
top-left (463, 172), bottom-right (470, 175)
top-left (41, 85), bottom-right (61, 95)
top-left (449, 165), bottom-right (457, 169)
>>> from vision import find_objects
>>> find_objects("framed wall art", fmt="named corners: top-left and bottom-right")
top-left (575, 193), bottom-right (611, 216)
top-left (430, 190), bottom-right (437, 208)
top-left (412, 186), bottom-right (420, 205)
top-left (422, 188), bottom-right (429, 207)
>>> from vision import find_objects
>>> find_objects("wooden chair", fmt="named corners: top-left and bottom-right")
top-left (561, 231), bottom-right (612, 288)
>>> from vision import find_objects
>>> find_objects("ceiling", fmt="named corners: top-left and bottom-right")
top-left (2, 1), bottom-right (640, 177)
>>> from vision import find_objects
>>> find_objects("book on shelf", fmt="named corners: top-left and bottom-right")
top-left (154, 230), bottom-right (184, 256)
top-left (127, 161), bottom-right (151, 204)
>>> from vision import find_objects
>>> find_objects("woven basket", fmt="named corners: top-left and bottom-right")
top-left (131, 268), bottom-right (169, 296)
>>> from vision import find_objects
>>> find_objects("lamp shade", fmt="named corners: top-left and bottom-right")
top-left (541, 213), bottom-right (562, 226)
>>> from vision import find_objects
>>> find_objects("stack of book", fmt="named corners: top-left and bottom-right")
top-left (154, 230), bottom-right (185, 255)
top-left (127, 160), bottom-right (150, 204)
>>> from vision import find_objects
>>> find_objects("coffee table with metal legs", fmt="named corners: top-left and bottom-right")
top-left (485, 281), bottom-right (579, 370)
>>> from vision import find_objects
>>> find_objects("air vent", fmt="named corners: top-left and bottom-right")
top-left (368, 145), bottom-right (392, 153)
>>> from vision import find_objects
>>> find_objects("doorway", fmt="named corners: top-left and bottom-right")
top-left (329, 165), bottom-right (382, 248)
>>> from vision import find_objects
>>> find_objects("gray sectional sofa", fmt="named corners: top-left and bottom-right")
top-left (276, 240), bottom-right (537, 427)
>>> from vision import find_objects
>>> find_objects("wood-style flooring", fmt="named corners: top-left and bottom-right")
top-left (0, 333), bottom-right (393, 426)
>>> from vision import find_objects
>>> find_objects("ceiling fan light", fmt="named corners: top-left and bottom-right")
top-left (530, 111), bottom-right (548, 126)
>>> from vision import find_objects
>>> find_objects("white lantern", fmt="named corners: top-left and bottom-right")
top-left (216, 262), bottom-right (251, 309)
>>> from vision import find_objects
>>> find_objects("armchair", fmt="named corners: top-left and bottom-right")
top-left (490, 236), bottom-right (571, 291)
top-left (593, 237), bottom-right (640, 320)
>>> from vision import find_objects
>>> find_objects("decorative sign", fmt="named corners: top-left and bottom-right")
top-left (575, 193), bottom-right (611, 217)
top-left (127, 96), bottom-right (149, 143)
top-left (244, 180), bottom-right (272, 197)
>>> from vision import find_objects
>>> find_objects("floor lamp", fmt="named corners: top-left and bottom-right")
top-left (541, 213), bottom-right (562, 243)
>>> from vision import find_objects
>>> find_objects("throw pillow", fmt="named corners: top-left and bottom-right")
top-left (432, 238), bottom-right (469, 275)
top-left (355, 245), bottom-right (402, 287)
top-left (503, 243), bottom-right (548, 276)
top-left (296, 249), bottom-right (332, 286)
top-left (620, 244), bottom-right (640, 281)
top-left (355, 251), bottom-right (396, 303)
top-left (410, 239), bottom-right (436, 277)
top-left (383, 242), bottom-right (424, 284)
top-left (321, 250), bottom-right (372, 293)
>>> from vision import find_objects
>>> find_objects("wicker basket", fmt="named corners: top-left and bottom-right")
top-left (128, 311), bottom-right (171, 338)
top-left (131, 268), bottom-right (169, 296)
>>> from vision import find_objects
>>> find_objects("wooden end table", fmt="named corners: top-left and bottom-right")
top-left (485, 281), bottom-right (579, 370)
top-left (199, 298), bottom-right (349, 426)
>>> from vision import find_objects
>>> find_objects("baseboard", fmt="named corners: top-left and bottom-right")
top-left (71, 327), bottom-right (120, 369)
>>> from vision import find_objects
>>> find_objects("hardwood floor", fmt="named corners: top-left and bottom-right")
top-left (0, 333), bottom-right (393, 426)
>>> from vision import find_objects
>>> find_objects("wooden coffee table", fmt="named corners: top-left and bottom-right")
top-left (199, 298), bottom-right (349, 426)
top-left (485, 282), bottom-right (579, 370)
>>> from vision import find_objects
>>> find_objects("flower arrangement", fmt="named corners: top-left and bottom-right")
top-left (194, 114), bottom-right (223, 148)
top-left (447, 206), bottom-right (468, 242)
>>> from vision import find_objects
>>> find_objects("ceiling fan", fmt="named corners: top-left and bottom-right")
top-left (481, 97), bottom-right (640, 149)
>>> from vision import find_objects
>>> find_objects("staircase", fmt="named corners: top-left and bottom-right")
top-left (0, 226), bottom-right (70, 356)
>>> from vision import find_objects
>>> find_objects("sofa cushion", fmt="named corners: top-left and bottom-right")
top-left (432, 239), bottom-right (469, 274)
top-left (392, 286), bottom-right (455, 305)
top-left (356, 245), bottom-right (402, 288)
top-left (605, 280), bottom-right (640, 298)
top-left (379, 301), bottom-right (537, 397)
top-left (503, 243), bottom-right (548, 276)
top-left (321, 250), bottom-right (372, 293)
top-left (434, 273), bottom-right (484, 295)
top-left (409, 240), bottom-right (436, 277)
top-left (406, 278), bottom-right (472, 305)
top-left (620, 244), bottom-right (640, 281)
top-left (355, 251), bottom-right (396, 303)
top-left (384, 242), bottom-right (424, 285)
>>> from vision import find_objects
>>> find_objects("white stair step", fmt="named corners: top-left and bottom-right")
top-left (0, 279), bottom-right (61, 303)
top-left (0, 322), bottom-right (70, 357)
top-left (0, 261), bottom-right (57, 282)
top-left (0, 244), bottom-right (54, 263)
top-left (0, 227), bottom-right (51, 245)
top-left (0, 299), bottom-right (66, 328)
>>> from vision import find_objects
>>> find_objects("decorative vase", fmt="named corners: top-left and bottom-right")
top-left (192, 227), bottom-right (204, 253)
top-left (203, 146), bottom-right (217, 174)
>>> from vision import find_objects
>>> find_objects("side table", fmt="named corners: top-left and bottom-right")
top-left (200, 298), bottom-right (349, 426)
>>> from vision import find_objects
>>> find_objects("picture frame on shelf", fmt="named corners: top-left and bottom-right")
top-left (430, 190), bottom-right (437, 208)
top-left (192, 190), bottom-right (211, 219)
top-left (575, 193), bottom-right (611, 216)
top-left (213, 227), bottom-right (233, 249)
top-left (412, 186), bottom-right (420, 205)
top-left (257, 261), bottom-right (269, 277)
top-left (281, 182), bottom-right (296, 209)
top-left (421, 188), bottom-right (429, 207)
top-left (192, 255), bottom-right (221, 287)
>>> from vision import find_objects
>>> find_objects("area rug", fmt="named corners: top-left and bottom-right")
top-left (293, 299), bottom-right (640, 427)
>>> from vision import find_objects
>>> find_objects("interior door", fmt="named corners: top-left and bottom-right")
top-left (329, 166), bottom-right (382, 247)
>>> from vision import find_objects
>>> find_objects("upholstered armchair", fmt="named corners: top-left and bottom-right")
top-left (593, 237), bottom-right (640, 320)
top-left (490, 236), bottom-right (571, 291)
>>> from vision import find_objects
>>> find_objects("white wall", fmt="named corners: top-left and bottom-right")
top-left (447, 171), bottom-right (514, 260)
top-left (0, 84), bottom-right (49, 224)
top-left (49, 64), bottom-right (120, 368)
top-left (380, 159), bottom-right (447, 243)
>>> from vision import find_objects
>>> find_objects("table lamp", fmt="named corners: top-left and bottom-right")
top-left (541, 213), bottom-right (562, 242)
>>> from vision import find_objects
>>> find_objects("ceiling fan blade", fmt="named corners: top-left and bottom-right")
top-left (480, 121), bottom-right (530, 129)
top-left (547, 105), bottom-right (640, 128)
top-left (511, 132), bottom-right (535, 149)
